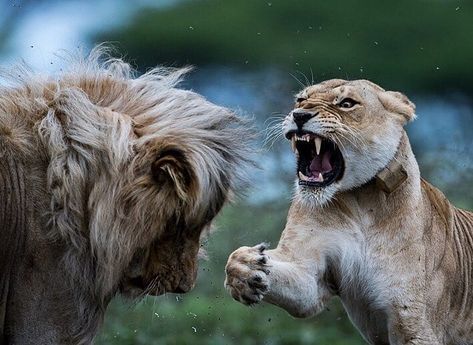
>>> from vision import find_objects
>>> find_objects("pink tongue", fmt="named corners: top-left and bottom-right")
top-left (310, 151), bottom-right (333, 174)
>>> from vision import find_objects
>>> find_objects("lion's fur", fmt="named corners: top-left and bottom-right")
top-left (0, 46), bottom-right (253, 344)
top-left (225, 79), bottom-right (473, 344)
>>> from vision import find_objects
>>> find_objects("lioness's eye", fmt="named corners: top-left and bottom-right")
top-left (339, 98), bottom-right (358, 109)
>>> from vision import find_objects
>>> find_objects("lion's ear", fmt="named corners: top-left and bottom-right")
top-left (151, 148), bottom-right (197, 202)
top-left (378, 91), bottom-right (416, 124)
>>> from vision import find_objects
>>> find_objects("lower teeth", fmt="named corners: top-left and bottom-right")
top-left (298, 171), bottom-right (325, 183)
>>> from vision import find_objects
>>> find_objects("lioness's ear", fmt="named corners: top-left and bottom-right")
top-left (378, 91), bottom-right (416, 123)
top-left (151, 148), bottom-right (197, 202)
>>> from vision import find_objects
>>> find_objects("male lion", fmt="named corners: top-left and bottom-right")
top-left (0, 47), bottom-right (252, 344)
top-left (225, 79), bottom-right (473, 345)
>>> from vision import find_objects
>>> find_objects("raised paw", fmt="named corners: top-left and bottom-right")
top-left (224, 243), bottom-right (270, 306)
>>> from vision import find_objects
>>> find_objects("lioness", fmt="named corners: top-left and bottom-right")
top-left (225, 79), bottom-right (473, 345)
top-left (0, 47), bottom-right (252, 344)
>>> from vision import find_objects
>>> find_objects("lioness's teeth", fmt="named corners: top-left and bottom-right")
top-left (298, 171), bottom-right (309, 181)
top-left (291, 137), bottom-right (296, 153)
top-left (314, 137), bottom-right (322, 155)
top-left (318, 173), bottom-right (324, 182)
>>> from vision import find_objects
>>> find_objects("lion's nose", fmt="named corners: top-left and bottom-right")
top-left (292, 111), bottom-right (314, 129)
top-left (172, 286), bottom-right (188, 294)
top-left (172, 281), bottom-right (194, 294)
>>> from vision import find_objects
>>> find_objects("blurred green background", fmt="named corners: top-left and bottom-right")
top-left (1, 0), bottom-right (472, 344)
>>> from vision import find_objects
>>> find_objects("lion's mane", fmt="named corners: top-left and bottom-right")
top-left (0, 46), bottom-right (253, 343)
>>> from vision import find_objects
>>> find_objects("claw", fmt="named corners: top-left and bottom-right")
top-left (257, 242), bottom-right (270, 253)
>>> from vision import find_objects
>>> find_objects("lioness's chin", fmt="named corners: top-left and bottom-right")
top-left (295, 183), bottom-right (338, 208)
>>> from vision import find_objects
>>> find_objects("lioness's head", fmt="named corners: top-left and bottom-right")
top-left (283, 79), bottom-right (415, 206)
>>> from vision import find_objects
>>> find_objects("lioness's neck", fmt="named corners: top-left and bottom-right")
top-left (337, 130), bottom-right (423, 220)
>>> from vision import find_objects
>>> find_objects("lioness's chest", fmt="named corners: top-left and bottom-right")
top-left (333, 235), bottom-right (410, 345)
top-left (343, 218), bottom-right (438, 343)
top-left (337, 258), bottom-right (392, 344)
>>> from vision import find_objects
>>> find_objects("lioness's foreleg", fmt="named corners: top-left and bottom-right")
top-left (225, 243), bottom-right (332, 318)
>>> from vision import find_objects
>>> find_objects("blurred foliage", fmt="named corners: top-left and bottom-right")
top-left (97, 202), bottom-right (365, 345)
top-left (99, 0), bottom-right (473, 96)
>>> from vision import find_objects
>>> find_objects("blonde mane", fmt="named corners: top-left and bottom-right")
top-left (0, 46), bottom-right (253, 343)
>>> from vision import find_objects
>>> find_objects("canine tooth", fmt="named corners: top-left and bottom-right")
top-left (298, 171), bottom-right (309, 181)
top-left (318, 173), bottom-right (324, 182)
top-left (291, 137), bottom-right (296, 152)
top-left (314, 137), bottom-right (322, 155)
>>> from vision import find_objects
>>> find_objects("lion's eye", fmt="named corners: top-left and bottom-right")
top-left (296, 97), bottom-right (306, 103)
top-left (339, 98), bottom-right (358, 109)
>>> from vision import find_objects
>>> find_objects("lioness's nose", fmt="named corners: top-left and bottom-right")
top-left (292, 111), bottom-right (313, 129)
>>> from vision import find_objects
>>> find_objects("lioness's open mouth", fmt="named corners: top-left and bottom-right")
top-left (286, 131), bottom-right (345, 187)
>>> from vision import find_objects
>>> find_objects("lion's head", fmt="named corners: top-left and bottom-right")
top-left (0, 47), bottom-right (253, 343)
top-left (283, 79), bottom-right (416, 206)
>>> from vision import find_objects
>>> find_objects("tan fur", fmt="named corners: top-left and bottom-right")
top-left (0, 46), bottom-right (253, 344)
top-left (226, 79), bottom-right (473, 345)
